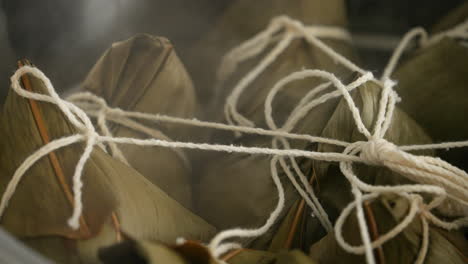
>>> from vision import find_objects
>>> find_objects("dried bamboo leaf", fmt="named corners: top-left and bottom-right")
top-left (392, 39), bottom-right (468, 179)
top-left (309, 195), bottom-right (468, 264)
top-left (392, 2), bottom-right (468, 218)
top-left (0, 65), bottom-right (216, 263)
top-left (82, 34), bottom-right (199, 208)
top-left (0, 67), bottom-right (117, 240)
top-left (194, 0), bottom-right (356, 247)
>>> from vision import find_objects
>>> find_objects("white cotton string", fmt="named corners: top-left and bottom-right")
top-left (378, 84), bottom-right (398, 138)
top-left (293, 82), bottom-right (332, 114)
top-left (68, 92), bottom-right (351, 148)
top-left (0, 135), bottom-right (84, 220)
top-left (262, 72), bottom-right (370, 232)
top-left (352, 186), bottom-right (375, 264)
top-left (220, 16), bottom-right (359, 129)
top-left (10, 68), bottom-right (86, 131)
top-left (8, 66), bottom-right (101, 230)
top-left (425, 19), bottom-right (468, 47)
top-left (372, 78), bottom-right (395, 138)
top-left (333, 102), bottom-right (468, 261)
top-left (264, 70), bottom-right (374, 133)
top-left (281, 71), bottom-right (373, 134)
top-left (68, 93), bottom-right (191, 170)
top-left (261, 70), bottom-right (373, 232)
top-left (334, 193), bottom-right (423, 253)
top-left (382, 19), bottom-right (468, 81)
top-left (331, 27), bottom-right (468, 262)
top-left (340, 145), bottom-right (377, 263)
top-left (422, 209), bottom-right (468, 230)
top-left (400, 140), bottom-right (468, 151)
top-left (99, 136), bottom-right (361, 163)
top-left (225, 32), bottom-right (295, 128)
top-left (96, 102), bottom-right (129, 165)
top-left (217, 18), bottom-right (287, 82)
top-left (208, 156), bottom-right (285, 258)
top-left (415, 215), bottom-right (429, 264)
top-left (71, 91), bottom-right (335, 231)
top-left (263, 71), bottom-right (373, 232)
top-left (98, 110), bottom-right (192, 170)
top-left (273, 138), bottom-right (333, 231)
top-left (381, 28), bottom-right (428, 81)
top-left (67, 96), bottom-right (191, 170)
top-left (264, 71), bottom-right (375, 233)
top-left (217, 16), bottom-right (352, 83)
top-left (67, 131), bottom-right (96, 228)
top-left (211, 242), bottom-right (242, 259)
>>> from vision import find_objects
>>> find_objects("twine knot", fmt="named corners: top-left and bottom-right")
top-left (360, 138), bottom-right (397, 166)
top-left (278, 16), bottom-right (304, 34)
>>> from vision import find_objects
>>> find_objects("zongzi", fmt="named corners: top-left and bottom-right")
top-left (0, 62), bottom-right (216, 263)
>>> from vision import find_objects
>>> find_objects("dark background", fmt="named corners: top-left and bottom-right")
top-left (0, 0), bottom-right (465, 103)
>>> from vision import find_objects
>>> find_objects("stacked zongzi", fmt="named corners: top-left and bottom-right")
top-left (392, 3), bottom-right (468, 216)
top-left (81, 34), bottom-right (199, 209)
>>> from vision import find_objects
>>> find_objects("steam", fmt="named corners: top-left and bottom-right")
top-left (0, 0), bottom-right (229, 98)
top-left (81, 0), bottom-right (134, 43)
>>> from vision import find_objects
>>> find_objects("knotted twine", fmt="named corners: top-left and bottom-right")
top-left (0, 17), bottom-right (467, 264)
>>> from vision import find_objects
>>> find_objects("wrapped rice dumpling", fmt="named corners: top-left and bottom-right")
top-left (81, 34), bottom-right (199, 208)
top-left (309, 194), bottom-right (468, 264)
top-left (315, 80), bottom-right (433, 217)
top-left (0, 62), bottom-right (215, 263)
top-left (189, 0), bottom-right (355, 123)
top-left (391, 18), bottom-right (468, 174)
top-left (256, 79), bottom-right (438, 253)
top-left (391, 3), bottom-right (468, 216)
top-left (309, 79), bottom-right (468, 261)
top-left (194, 0), bottom-right (356, 245)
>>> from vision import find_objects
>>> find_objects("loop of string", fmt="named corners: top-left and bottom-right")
top-left (4, 67), bottom-right (100, 230)
top-left (219, 15), bottom-right (359, 129)
top-left (425, 19), bottom-right (468, 47)
top-left (217, 15), bottom-right (352, 84)
top-left (67, 93), bottom-right (192, 170)
top-left (382, 19), bottom-right (468, 81)
top-left (0, 16), bottom-right (468, 264)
